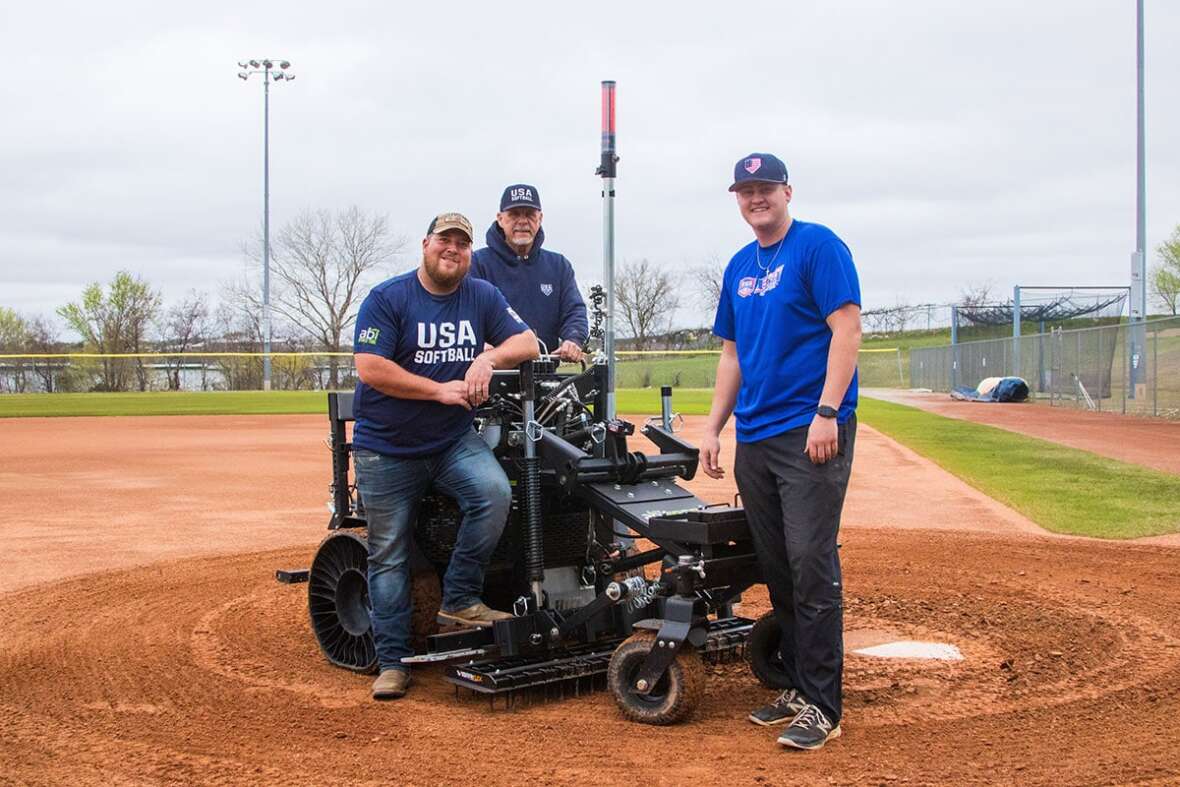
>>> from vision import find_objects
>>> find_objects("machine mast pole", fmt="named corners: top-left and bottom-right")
top-left (597, 80), bottom-right (618, 419)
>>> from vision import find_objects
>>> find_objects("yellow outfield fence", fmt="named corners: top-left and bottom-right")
top-left (0, 347), bottom-right (905, 393)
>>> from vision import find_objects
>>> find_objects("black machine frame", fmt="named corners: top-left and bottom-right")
top-left (297, 359), bottom-right (771, 724)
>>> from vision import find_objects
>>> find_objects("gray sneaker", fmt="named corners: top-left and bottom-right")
top-left (777, 704), bottom-right (841, 750)
top-left (436, 601), bottom-right (513, 628)
top-left (748, 688), bottom-right (808, 726)
top-left (371, 669), bottom-right (411, 700)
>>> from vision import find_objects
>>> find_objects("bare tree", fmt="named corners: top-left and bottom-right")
top-left (157, 291), bottom-right (209, 391)
top-left (959, 280), bottom-right (997, 308)
top-left (24, 316), bottom-right (62, 392)
top-left (244, 206), bottom-right (406, 387)
top-left (614, 259), bottom-right (681, 351)
top-left (688, 254), bottom-right (727, 317)
top-left (211, 295), bottom-right (263, 391)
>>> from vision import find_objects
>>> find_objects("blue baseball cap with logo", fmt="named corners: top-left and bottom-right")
top-left (499, 183), bottom-right (542, 212)
top-left (728, 153), bottom-right (789, 192)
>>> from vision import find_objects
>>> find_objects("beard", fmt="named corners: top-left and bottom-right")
top-left (422, 251), bottom-right (469, 290)
top-left (509, 228), bottom-right (535, 245)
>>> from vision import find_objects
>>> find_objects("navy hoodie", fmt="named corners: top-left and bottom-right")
top-left (471, 223), bottom-right (588, 353)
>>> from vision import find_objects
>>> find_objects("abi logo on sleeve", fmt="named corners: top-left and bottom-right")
top-left (357, 327), bottom-right (381, 345)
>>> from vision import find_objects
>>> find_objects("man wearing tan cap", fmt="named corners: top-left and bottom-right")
top-left (352, 212), bottom-right (539, 700)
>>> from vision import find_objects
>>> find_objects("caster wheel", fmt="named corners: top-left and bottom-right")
top-left (607, 631), bottom-right (704, 725)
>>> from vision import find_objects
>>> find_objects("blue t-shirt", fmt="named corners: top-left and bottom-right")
top-left (352, 271), bottom-right (530, 458)
top-left (712, 219), bottom-right (861, 443)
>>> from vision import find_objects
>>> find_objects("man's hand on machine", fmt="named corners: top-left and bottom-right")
top-left (435, 380), bottom-right (473, 410)
top-left (700, 431), bottom-right (725, 479)
top-left (463, 353), bottom-right (496, 406)
top-left (556, 340), bottom-right (584, 363)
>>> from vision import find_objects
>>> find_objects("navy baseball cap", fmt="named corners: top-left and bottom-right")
top-left (499, 183), bottom-right (542, 212)
top-left (728, 153), bottom-right (788, 192)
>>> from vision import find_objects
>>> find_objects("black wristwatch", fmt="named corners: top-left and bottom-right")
top-left (816, 405), bottom-right (838, 419)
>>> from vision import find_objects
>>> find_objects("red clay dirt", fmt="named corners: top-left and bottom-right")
top-left (3, 413), bottom-right (1180, 785)
top-left (864, 387), bottom-right (1180, 477)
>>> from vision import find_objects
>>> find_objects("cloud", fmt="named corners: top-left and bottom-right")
top-left (1, 0), bottom-right (1178, 330)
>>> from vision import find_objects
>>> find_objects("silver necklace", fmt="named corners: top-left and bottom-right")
top-left (755, 235), bottom-right (785, 273)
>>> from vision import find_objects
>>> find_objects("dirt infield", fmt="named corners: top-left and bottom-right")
top-left (864, 388), bottom-right (1180, 476)
top-left (3, 414), bottom-right (1180, 785)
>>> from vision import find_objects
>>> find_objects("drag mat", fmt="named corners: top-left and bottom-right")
top-left (3, 530), bottom-right (1180, 786)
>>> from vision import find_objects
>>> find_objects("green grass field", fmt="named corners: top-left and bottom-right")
top-left (612, 349), bottom-right (907, 389)
top-left (857, 397), bottom-right (1180, 540)
top-left (0, 388), bottom-right (716, 419)
top-left (3, 389), bottom-right (1175, 541)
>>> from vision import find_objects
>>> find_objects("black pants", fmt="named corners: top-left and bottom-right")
top-left (735, 416), bottom-right (856, 724)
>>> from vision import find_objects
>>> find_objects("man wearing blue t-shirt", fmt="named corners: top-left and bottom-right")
top-left (471, 184), bottom-right (588, 361)
top-left (702, 153), bottom-right (862, 750)
top-left (352, 211), bottom-right (539, 701)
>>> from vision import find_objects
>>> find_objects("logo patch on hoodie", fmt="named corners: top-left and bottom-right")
top-left (540, 283), bottom-right (553, 296)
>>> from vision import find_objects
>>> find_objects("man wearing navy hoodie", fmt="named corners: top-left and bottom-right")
top-left (471, 184), bottom-right (588, 361)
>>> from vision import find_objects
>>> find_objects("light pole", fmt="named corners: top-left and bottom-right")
top-left (238, 58), bottom-right (295, 391)
top-left (1129, 2), bottom-right (1146, 399)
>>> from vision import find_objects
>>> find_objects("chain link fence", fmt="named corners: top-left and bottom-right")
top-left (1, 348), bottom-right (909, 394)
top-left (911, 316), bottom-right (1180, 418)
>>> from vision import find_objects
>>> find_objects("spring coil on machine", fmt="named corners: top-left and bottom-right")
top-left (521, 455), bottom-right (545, 583)
top-left (620, 575), bottom-right (659, 612)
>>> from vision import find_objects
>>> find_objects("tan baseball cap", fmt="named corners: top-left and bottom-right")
top-left (426, 212), bottom-right (474, 242)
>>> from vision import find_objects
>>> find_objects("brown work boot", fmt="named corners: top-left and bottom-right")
top-left (371, 669), bottom-right (411, 700)
top-left (436, 601), bottom-right (513, 628)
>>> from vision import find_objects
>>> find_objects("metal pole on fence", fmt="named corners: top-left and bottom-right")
top-left (1122, 325), bottom-right (1128, 414)
top-left (950, 305), bottom-right (959, 390)
top-left (1050, 328), bottom-right (1057, 408)
top-left (1012, 286), bottom-right (1021, 377)
top-left (1096, 325), bottom-right (1103, 411)
top-left (1153, 328), bottom-right (1158, 417)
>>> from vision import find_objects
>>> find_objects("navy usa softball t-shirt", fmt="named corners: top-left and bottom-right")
top-left (352, 270), bottom-right (530, 458)
top-left (713, 219), bottom-right (861, 443)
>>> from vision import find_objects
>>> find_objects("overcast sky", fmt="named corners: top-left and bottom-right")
top-left (2, 0), bottom-right (1177, 331)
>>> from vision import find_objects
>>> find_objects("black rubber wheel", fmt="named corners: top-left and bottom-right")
top-left (607, 631), bottom-right (705, 725)
top-left (748, 612), bottom-right (793, 689)
top-left (308, 531), bottom-right (378, 673)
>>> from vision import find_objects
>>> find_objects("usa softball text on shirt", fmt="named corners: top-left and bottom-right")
top-left (351, 271), bottom-right (530, 458)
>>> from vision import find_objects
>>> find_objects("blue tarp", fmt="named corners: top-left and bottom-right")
top-left (951, 376), bottom-right (1030, 403)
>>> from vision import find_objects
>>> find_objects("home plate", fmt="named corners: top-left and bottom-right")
top-left (853, 641), bottom-right (964, 661)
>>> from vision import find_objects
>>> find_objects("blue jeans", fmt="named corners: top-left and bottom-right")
top-left (353, 430), bottom-right (512, 672)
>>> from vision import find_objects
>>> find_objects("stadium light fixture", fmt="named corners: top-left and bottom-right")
top-left (236, 57), bottom-right (296, 392)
